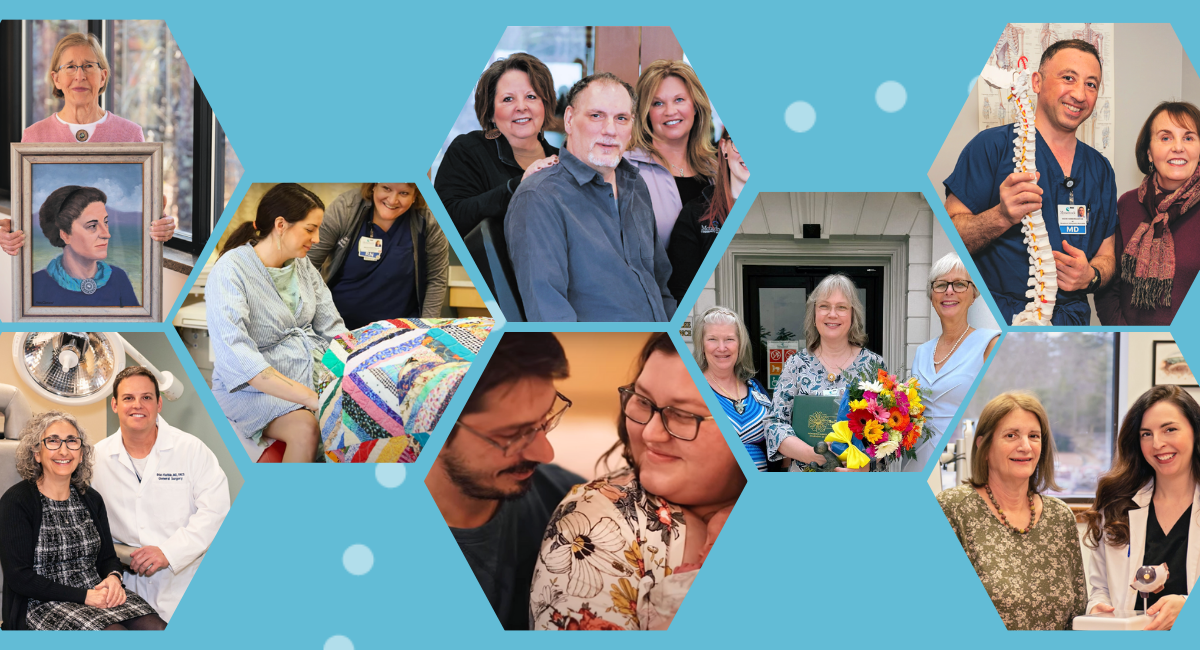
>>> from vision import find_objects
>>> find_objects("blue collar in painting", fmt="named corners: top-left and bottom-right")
top-left (46, 254), bottom-right (112, 294)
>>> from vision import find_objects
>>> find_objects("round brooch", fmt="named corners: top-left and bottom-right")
top-left (75, 129), bottom-right (89, 142)
top-left (80, 278), bottom-right (97, 295)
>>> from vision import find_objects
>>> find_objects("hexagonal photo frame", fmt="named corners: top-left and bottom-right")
top-left (928, 23), bottom-right (1200, 327)
top-left (429, 26), bottom-right (748, 324)
top-left (0, 330), bottom-right (241, 630)
top-left (679, 191), bottom-right (998, 473)
top-left (931, 331), bottom-right (1198, 631)
top-left (425, 331), bottom-right (746, 630)
top-left (180, 182), bottom-right (494, 463)
top-left (0, 19), bottom-right (244, 322)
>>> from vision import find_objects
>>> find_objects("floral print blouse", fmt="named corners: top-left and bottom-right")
top-left (937, 484), bottom-right (1087, 630)
top-left (765, 347), bottom-right (885, 472)
top-left (529, 469), bottom-right (692, 630)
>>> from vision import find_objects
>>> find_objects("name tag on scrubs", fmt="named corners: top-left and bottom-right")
top-left (821, 388), bottom-right (843, 397)
top-left (358, 237), bottom-right (382, 261)
top-left (1058, 205), bottom-right (1087, 235)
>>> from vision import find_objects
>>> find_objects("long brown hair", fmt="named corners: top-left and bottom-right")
top-left (220, 183), bottom-right (324, 256)
top-left (599, 333), bottom-right (677, 473)
top-left (1083, 385), bottom-right (1200, 548)
top-left (699, 133), bottom-right (735, 229)
top-left (630, 60), bottom-right (717, 182)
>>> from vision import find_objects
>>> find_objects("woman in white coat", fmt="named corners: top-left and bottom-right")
top-left (91, 368), bottom-right (231, 622)
top-left (1082, 385), bottom-right (1199, 630)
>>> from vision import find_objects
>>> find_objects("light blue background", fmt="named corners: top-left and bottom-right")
top-left (4, 2), bottom-right (1200, 647)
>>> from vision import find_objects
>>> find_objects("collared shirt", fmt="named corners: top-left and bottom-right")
top-left (504, 148), bottom-right (676, 322)
top-left (944, 123), bottom-right (1117, 325)
top-left (91, 416), bottom-right (231, 622)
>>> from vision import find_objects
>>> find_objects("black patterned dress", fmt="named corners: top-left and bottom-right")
top-left (25, 488), bottom-right (156, 630)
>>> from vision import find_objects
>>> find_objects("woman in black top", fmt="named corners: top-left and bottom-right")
top-left (667, 134), bottom-right (749, 302)
top-left (0, 411), bottom-right (166, 630)
top-left (434, 52), bottom-right (561, 237)
top-left (1083, 385), bottom-right (1198, 630)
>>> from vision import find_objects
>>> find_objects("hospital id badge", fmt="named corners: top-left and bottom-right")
top-left (358, 236), bottom-right (382, 261)
top-left (1058, 204), bottom-right (1087, 235)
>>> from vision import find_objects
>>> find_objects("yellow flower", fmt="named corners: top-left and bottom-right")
top-left (862, 420), bottom-right (884, 444)
top-left (849, 399), bottom-right (869, 410)
top-left (609, 577), bottom-right (639, 625)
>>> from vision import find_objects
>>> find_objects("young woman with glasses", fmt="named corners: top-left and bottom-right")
top-left (528, 332), bottom-right (746, 630)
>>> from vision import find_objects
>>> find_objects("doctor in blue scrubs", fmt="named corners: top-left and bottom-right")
top-left (944, 39), bottom-right (1118, 325)
top-left (308, 183), bottom-right (448, 330)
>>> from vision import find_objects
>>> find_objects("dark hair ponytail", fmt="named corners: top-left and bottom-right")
top-left (220, 183), bottom-right (325, 256)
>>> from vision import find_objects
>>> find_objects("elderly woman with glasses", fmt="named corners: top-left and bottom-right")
top-left (530, 333), bottom-right (746, 630)
top-left (911, 253), bottom-right (1000, 470)
top-left (765, 273), bottom-right (886, 471)
top-left (0, 412), bottom-right (166, 630)
top-left (2, 32), bottom-right (175, 255)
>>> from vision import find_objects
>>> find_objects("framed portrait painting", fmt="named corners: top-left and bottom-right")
top-left (10, 142), bottom-right (162, 322)
top-left (1152, 340), bottom-right (1198, 387)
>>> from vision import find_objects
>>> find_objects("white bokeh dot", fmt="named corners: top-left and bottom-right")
top-left (343, 544), bottom-right (374, 576)
top-left (325, 636), bottom-right (353, 650)
top-left (784, 101), bottom-right (816, 133)
top-left (375, 464), bottom-right (407, 488)
top-left (876, 81), bottom-right (907, 113)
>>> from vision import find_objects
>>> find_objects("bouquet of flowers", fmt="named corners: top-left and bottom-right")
top-left (824, 363), bottom-right (932, 468)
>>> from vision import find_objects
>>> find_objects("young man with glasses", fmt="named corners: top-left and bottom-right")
top-left (426, 332), bottom-right (582, 630)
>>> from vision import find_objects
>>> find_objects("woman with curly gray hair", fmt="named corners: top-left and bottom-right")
top-left (0, 412), bottom-right (165, 630)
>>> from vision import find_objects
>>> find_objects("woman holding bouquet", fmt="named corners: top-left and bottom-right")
top-left (937, 392), bottom-right (1087, 630)
top-left (912, 253), bottom-right (1000, 471)
top-left (765, 274), bottom-right (885, 472)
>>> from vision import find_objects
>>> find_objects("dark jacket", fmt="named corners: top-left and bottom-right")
top-left (0, 480), bottom-right (124, 630)
top-left (306, 190), bottom-right (449, 319)
top-left (434, 130), bottom-right (558, 236)
top-left (667, 185), bottom-right (722, 303)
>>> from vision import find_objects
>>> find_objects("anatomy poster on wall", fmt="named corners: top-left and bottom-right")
top-left (977, 23), bottom-right (1114, 166)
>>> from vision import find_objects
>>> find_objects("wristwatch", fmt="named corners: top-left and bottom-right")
top-left (1086, 265), bottom-right (1101, 293)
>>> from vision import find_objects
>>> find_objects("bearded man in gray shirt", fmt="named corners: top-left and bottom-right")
top-left (504, 72), bottom-right (676, 322)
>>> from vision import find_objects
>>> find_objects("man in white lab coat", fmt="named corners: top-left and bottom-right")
top-left (91, 367), bottom-right (231, 623)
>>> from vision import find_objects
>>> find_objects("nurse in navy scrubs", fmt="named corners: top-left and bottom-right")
top-left (307, 183), bottom-right (448, 330)
top-left (32, 185), bottom-right (139, 307)
top-left (942, 39), bottom-right (1118, 325)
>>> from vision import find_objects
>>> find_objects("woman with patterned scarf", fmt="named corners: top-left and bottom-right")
top-left (1097, 102), bottom-right (1200, 325)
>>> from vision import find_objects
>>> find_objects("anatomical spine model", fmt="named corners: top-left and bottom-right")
top-left (1009, 58), bottom-right (1058, 326)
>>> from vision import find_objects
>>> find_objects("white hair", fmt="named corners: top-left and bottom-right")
top-left (927, 252), bottom-right (980, 300)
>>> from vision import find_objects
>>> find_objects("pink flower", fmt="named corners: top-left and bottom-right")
top-left (894, 391), bottom-right (909, 411)
top-left (863, 391), bottom-right (878, 402)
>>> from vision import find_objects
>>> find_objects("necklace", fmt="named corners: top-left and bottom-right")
top-left (934, 326), bottom-right (972, 366)
top-left (984, 484), bottom-right (1037, 534)
top-left (709, 377), bottom-right (745, 414)
top-left (819, 347), bottom-right (856, 383)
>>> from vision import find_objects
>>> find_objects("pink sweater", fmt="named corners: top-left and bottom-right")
top-left (21, 112), bottom-right (145, 143)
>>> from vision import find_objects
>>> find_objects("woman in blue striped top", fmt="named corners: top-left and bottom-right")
top-left (693, 307), bottom-right (769, 471)
top-left (206, 184), bottom-right (348, 463)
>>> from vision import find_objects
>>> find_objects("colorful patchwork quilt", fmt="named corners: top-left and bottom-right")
top-left (318, 317), bottom-right (493, 462)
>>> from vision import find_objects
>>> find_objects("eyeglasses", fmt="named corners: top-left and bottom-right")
top-left (618, 386), bottom-right (715, 441)
top-left (815, 303), bottom-right (850, 315)
top-left (42, 436), bottom-right (82, 451)
top-left (455, 392), bottom-right (572, 457)
top-left (57, 62), bottom-right (103, 76)
top-left (931, 280), bottom-right (974, 294)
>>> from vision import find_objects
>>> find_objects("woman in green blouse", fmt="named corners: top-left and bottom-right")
top-left (937, 392), bottom-right (1087, 629)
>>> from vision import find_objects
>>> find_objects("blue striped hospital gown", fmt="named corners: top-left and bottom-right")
top-left (206, 245), bottom-right (348, 441)
top-left (713, 378), bottom-right (770, 472)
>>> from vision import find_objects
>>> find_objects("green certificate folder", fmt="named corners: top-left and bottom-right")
top-left (790, 394), bottom-right (841, 448)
